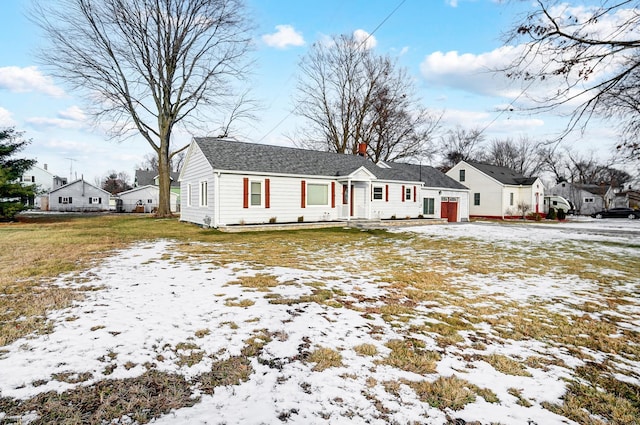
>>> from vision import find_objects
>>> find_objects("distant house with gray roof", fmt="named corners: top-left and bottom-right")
top-left (134, 169), bottom-right (180, 188)
top-left (446, 160), bottom-right (545, 219)
top-left (178, 138), bottom-right (470, 228)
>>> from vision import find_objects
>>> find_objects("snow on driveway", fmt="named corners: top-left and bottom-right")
top-left (1, 219), bottom-right (639, 424)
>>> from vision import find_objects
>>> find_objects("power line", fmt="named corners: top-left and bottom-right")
top-left (256, 0), bottom-right (407, 143)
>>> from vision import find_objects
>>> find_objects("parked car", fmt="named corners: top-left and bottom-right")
top-left (591, 207), bottom-right (640, 219)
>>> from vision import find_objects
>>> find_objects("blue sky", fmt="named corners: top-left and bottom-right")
top-left (0, 0), bottom-right (622, 184)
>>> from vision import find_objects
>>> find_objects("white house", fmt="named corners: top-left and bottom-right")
top-left (178, 138), bottom-right (470, 228)
top-left (446, 161), bottom-right (544, 219)
top-left (117, 185), bottom-right (179, 213)
top-left (547, 181), bottom-right (614, 216)
top-left (48, 178), bottom-right (110, 212)
top-left (20, 163), bottom-right (67, 208)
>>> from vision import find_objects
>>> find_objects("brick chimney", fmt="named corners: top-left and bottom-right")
top-left (357, 143), bottom-right (367, 158)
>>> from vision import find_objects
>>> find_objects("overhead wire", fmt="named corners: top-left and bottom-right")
top-left (256, 0), bottom-right (407, 143)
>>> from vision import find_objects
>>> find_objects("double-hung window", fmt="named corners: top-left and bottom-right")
top-left (200, 181), bottom-right (208, 207)
top-left (474, 193), bottom-right (480, 206)
top-left (250, 181), bottom-right (262, 206)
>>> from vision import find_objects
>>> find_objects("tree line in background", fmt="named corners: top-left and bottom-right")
top-left (21, 0), bottom-right (640, 217)
top-left (434, 126), bottom-right (633, 188)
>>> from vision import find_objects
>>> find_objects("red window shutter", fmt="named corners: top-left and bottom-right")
top-left (331, 182), bottom-right (335, 208)
top-left (402, 185), bottom-right (405, 202)
top-left (301, 180), bottom-right (306, 208)
top-left (265, 178), bottom-right (270, 209)
top-left (385, 185), bottom-right (389, 202)
top-left (414, 186), bottom-right (417, 202)
top-left (243, 178), bottom-right (249, 208)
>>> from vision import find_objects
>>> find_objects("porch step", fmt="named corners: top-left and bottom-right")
top-left (347, 218), bottom-right (448, 229)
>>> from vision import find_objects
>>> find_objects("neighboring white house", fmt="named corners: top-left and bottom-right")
top-left (547, 181), bottom-right (614, 216)
top-left (178, 138), bottom-right (470, 228)
top-left (117, 185), bottom-right (179, 213)
top-left (446, 161), bottom-right (545, 219)
top-left (48, 178), bottom-right (110, 212)
top-left (20, 163), bottom-right (67, 208)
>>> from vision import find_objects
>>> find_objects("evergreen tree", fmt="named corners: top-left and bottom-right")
top-left (0, 128), bottom-right (36, 220)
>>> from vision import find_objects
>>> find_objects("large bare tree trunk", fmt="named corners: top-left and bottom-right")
top-left (31, 0), bottom-right (253, 218)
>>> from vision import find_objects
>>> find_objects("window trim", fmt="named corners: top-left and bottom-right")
top-left (372, 186), bottom-right (383, 201)
top-left (306, 182), bottom-right (330, 207)
top-left (199, 180), bottom-right (208, 207)
top-left (250, 180), bottom-right (262, 207)
top-left (474, 192), bottom-right (480, 206)
top-left (423, 197), bottom-right (435, 215)
top-left (459, 169), bottom-right (466, 182)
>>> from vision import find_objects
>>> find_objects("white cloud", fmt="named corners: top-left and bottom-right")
top-left (25, 105), bottom-right (89, 130)
top-left (0, 66), bottom-right (64, 97)
top-left (0, 107), bottom-right (16, 127)
top-left (58, 105), bottom-right (87, 122)
top-left (262, 25), bottom-right (305, 49)
top-left (353, 29), bottom-right (377, 50)
top-left (420, 46), bottom-right (521, 97)
top-left (446, 0), bottom-right (459, 7)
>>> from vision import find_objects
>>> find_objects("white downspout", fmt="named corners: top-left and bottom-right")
top-left (347, 179), bottom-right (352, 221)
top-left (214, 171), bottom-right (221, 228)
top-left (367, 180), bottom-right (372, 220)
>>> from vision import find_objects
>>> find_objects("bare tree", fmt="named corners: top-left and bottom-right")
top-left (436, 126), bottom-right (485, 172)
top-left (539, 146), bottom-right (568, 183)
top-left (294, 33), bottom-right (440, 162)
top-left (366, 64), bottom-right (442, 163)
top-left (504, 0), bottom-right (640, 161)
top-left (485, 136), bottom-right (545, 177)
top-left (32, 0), bottom-right (253, 217)
top-left (101, 170), bottom-right (132, 194)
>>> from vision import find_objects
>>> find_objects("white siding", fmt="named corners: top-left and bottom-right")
top-left (420, 188), bottom-right (470, 222)
top-left (447, 163), bottom-right (542, 218)
top-left (217, 174), bottom-right (339, 225)
top-left (49, 180), bottom-right (110, 212)
top-left (179, 144), bottom-right (214, 225)
top-left (369, 182), bottom-right (421, 219)
top-left (447, 163), bottom-right (504, 217)
top-left (118, 186), bottom-right (179, 213)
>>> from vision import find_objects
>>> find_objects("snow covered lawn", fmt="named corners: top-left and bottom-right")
top-left (1, 218), bottom-right (639, 424)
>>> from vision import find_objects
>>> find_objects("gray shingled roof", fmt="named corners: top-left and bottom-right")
top-left (193, 137), bottom-right (467, 190)
top-left (135, 169), bottom-right (180, 187)
top-left (465, 161), bottom-right (538, 185)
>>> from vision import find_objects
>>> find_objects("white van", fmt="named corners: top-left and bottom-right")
top-left (544, 196), bottom-right (574, 214)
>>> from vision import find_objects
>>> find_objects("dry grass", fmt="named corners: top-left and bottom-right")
top-left (2, 215), bottom-right (640, 423)
top-left (407, 375), bottom-right (477, 411)
top-left (1, 370), bottom-right (197, 424)
top-left (307, 347), bottom-right (344, 371)
top-left (482, 354), bottom-right (532, 377)
top-left (226, 273), bottom-right (283, 291)
top-left (353, 343), bottom-right (378, 357)
top-left (378, 339), bottom-right (440, 374)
